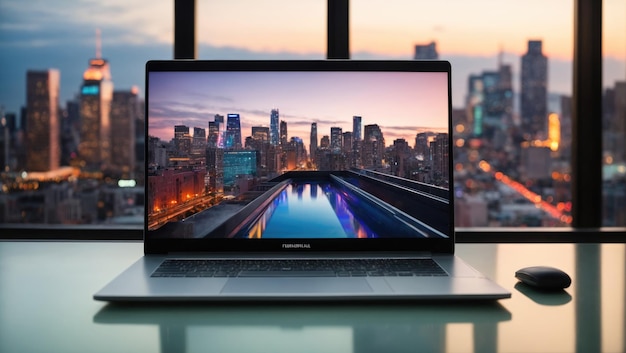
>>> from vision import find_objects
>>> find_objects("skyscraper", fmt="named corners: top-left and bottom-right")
top-left (270, 109), bottom-right (279, 146)
top-left (279, 120), bottom-right (288, 146)
top-left (466, 62), bottom-right (513, 139)
top-left (25, 70), bottom-right (60, 172)
top-left (414, 41), bottom-right (439, 60)
top-left (342, 131), bottom-right (352, 154)
top-left (172, 125), bottom-right (191, 162)
top-left (110, 88), bottom-right (139, 179)
top-left (330, 127), bottom-right (343, 151)
top-left (191, 127), bottom-right (207, 168)
top-left (251, 126), bottom-right (270, 142)
top-left (431, 133), bottom-right (449, 184)
top-left (208, 114), bottom-right (224, 148)
top-left (352, 116), bottom-right (362, 167)
top-left (310, 123), bottom-right (317, 161)
top-left (352, 116), bottom-right (362, 141)
top-left (79, 45), bottom-right (114, 171)
top-left (320, 135), bottom-right (330, 149)
top-left (208, 121), bottom-right (219, 148)
top-left (521, 40), bottom-right (548, 139)
top-left (392, 138), bottom-right (410, 178)
top-left (225, 114), bottom-right (242, 149)
top-left (363, 124), bottom-right (384, 168)
top-left (192, 127), bottom-right (206, 150)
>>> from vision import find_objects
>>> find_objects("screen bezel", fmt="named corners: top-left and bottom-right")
top-left (144, 60), bottom-right (454, 255)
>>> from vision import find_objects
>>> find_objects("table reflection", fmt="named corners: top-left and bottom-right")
top-left (94, 302), bottom-right (511, 353)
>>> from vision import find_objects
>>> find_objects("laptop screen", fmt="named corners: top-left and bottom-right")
top-left (145, 60), bottom-right (453, 253)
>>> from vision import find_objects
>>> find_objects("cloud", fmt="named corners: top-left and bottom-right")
top-left (0, 0), bottom-right (171, 47)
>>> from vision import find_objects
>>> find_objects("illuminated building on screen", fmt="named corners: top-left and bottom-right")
top-left (330, 127), bottom-right (342, 152)
top-left (310, 123), bottom-right (318, 162)
top-left (342, 131), bottom-right (352, 154)
top-left (352, 116), bottom-right (362, 141)
top-left (251, 126), bottom-right (270, 142)
top-left (174, 125), bottom-right (191, 156)
top-left (225, 114), bottom-right (242, 149)
top-left (270, 109), bottom-right (279, 146)
top-left (208, 114), bottom-right (224, 148)
top-left (352, 116), bottom-right (362, 167)
top-left (25, 70), bottom-right (60, 172)
top-left (191, 127), bottom-right (207, 168)
top-left (79, 34), bottom-right (113, 172)
top-left (148, 168), bottom-right (206, 215)
top-left (279, 120), bottom-right (288, 146)
top-left (431, 133), bottom-right (449, 183)
top-left (362, 124), bottom-right (384, 169)
top-left (223, 150), bottom-right (257, 186)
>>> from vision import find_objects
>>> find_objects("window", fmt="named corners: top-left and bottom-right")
top-left (197, 0), bottom-right (325, 60)
top-left (0, 0), bottom-right (171, 232)
top-left (1, 0), bottom-right (623, 238)
top-left (352, 1), bottom-right (580, 227)
top-left (602, 0), bottom-right (626, 226)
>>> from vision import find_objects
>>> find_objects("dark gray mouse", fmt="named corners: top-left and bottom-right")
top-left (515, 266), bottom-right (571, 290)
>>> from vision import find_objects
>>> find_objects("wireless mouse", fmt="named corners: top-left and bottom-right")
top-left (515, 266), bottom-right (571, 291)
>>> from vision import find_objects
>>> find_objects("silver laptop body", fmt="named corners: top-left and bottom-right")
top-left (94, 60), bottom-right (510, 301)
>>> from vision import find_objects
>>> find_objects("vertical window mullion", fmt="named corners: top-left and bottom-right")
top-left (174, 0), bottom-right (196, 59)
top-left (572, 0), bottom-right (602, 228)
top-left (327, 0), bottom-right (350, 59)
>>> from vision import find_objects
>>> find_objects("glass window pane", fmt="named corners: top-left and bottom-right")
top-left (352, 0), bottom-right (574, 227)
top-left (602, 0), bottom-right (626, 226)
top-left (0, 0), bottom-right (171, 227)
top-left (197, 0), bottom-right (325, 59)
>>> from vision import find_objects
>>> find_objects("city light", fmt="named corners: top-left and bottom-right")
top-left (478, 160), bottom-right (572, 225)
top-left (81, 85), bottom-right (99, 95)
top-left (117, 179), bottom-right (137, 188)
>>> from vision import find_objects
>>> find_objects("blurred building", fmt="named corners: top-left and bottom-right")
top-left (79, 53), bottom-right (113, 172)
top-left (110, 88), bottom-right (139, 179)
top-left (521, 40), bottom-right (548, 139)
top-left (25, 70), bottom-right (61, 172)
top-left (521, 145), bottom-right (552, 180)
top-left (466, 62), bottom-right (513, 141)
top-left (414, 41), bottom-right (438, 60)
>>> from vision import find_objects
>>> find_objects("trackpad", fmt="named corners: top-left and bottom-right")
top-left (222, 278), bottom-right (372, 294)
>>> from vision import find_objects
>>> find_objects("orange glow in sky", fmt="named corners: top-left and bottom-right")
top-left (197, 0), bottom-right (625, 61)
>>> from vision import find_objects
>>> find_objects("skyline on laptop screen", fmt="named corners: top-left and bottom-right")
top-left (147, 70), bottom-right (450, 240)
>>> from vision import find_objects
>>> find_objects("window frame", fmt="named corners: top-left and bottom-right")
top-left (1, 0), bottom-right (623, 242)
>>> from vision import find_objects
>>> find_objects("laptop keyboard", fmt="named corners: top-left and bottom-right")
top-left (151, 258), bottom-right (448, 278)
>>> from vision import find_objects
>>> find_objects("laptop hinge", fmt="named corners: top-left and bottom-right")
top-left (164, 251), bottom-right (433, 258)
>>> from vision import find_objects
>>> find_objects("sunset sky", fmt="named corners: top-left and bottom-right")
top-left (0, 0), bottom-right (624, 115)
top-left (148, 70), bottom-right (449, 148)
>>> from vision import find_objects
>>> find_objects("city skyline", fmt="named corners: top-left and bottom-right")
top-left (148, 71), bottom-right (449, 150)
top-left (1, 1), bottom-right (625, 115)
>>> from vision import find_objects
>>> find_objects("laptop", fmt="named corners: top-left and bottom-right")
top-left (94, 60), bottom-right (510, 301)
